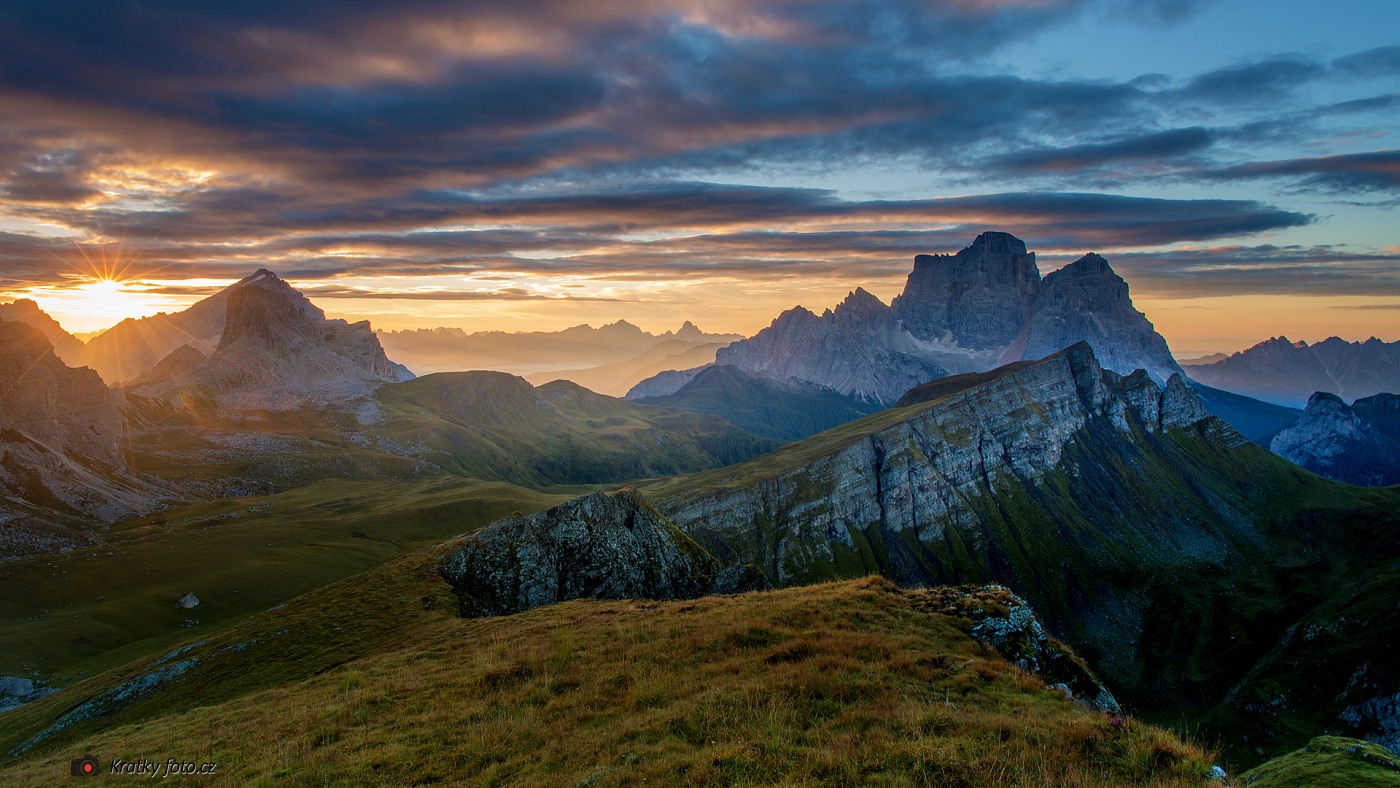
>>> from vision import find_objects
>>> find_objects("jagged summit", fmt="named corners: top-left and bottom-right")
top-left (111, 269), bottom-right (412, 408)
top-left (637, 232), bottom-right (1183, 405)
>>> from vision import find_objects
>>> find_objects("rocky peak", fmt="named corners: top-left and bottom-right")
top-left (1055, 252), bottom-right (1113, 277)
top-left (1027, 253), bottom-right (1182, 382)
top-left (232, 269), bottom-right (325, 323)
top-left (674, 320), bottom-right (703, 340)
top-left (893, 231), bottom-right (1041, 350)
top-left (218, 285), bottom-right (324, 354)
top-left (832, 287), bottom-right (889, 323)
top-left (1271, 391), bottom-right (1399, 486)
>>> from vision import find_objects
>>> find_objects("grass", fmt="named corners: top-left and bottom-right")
top-left (0, 572), bottom-right (1219, 786)
top-left (1238, 736), bottom-right (1400, 787)
top-left (0, 477), bottom-right (573, 685)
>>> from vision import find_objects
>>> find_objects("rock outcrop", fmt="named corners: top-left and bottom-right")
top-left (1270, 392), bottom-right (1400, 486)
top-left (1185, 335), bottom-right (1400, 408)
top-left (439, 488), bottom-right (765, 617)
top-left (630, 232), bottom-right (1184, 406)
top-left (913, 585), bottom-right (1120, 713)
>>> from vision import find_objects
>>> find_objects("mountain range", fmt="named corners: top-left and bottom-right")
top-left (628, 232), bottom-right (1183, 407)
top-left (1184, 335), bottom-right (1400, 408)
top-left (378, 319), bottom-right (742, 391)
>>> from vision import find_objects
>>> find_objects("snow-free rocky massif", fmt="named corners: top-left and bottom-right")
top-left (628, 231), bottom-right (1182, 406)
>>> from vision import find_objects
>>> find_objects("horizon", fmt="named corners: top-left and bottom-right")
top-left (1, 1), bottom-right (1398, 356)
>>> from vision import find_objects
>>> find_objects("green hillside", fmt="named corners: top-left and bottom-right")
top-left (0, 477), bottom-right (572, 686)
top-left (0, 563), bottom-right (1218, 786)
top-left (370, 372), bottom-right (779, 484)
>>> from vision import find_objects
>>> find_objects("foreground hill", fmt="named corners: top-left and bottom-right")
top-left (0, 559), bottom-right (1218, 786)
top-left (368, 372), bottom-right (778, 485)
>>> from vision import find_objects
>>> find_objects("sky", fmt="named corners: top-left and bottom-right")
top-left (0, 0), bottom-right (1397, 356)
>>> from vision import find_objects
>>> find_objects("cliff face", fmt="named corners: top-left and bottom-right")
top-left (1026, 254), bottom-right (1181, 383)
top-left (0, 300), bottom-right (86, 367)
top-left (1270, 392), bottom-right (1400, 486)
top-left (714, 292), bottom-right (948, 405)
top-left (657, 343), bottom-right (1219, 589)
top-left (438, 488), bottom-right (764, 617)
top-left (891, 231), bottom-right (1040, 352)
top-left (633, 232), bottom-right (1183, 406)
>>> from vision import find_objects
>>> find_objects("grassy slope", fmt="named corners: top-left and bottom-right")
top-left (0, 478), bottom-right (572, 685)
top-left (1239, 736), bottom-right (1400, 787)
top-left (0, 568), bottom-right (1217, 786)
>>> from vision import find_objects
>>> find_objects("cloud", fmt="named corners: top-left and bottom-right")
top-left (1180, 56), bottom-right (1326, 104)
top-left (1098, 244), bottom-right (1400, 298)
top-left (1213, 150), bottom-right (1400, 192)
top-left (1332, 46), bottom-right (1400, 79)
top-left (0, 0), bottom-right (1391, 316)
top-left (982, 127), bottom-right (1213, 174)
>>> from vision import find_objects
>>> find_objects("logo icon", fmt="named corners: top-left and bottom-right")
top-left (70, 754), bottom-right (100, 777)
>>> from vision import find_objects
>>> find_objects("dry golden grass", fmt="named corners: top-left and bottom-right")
top-left (1, 576), bottom-right (1218, 786)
